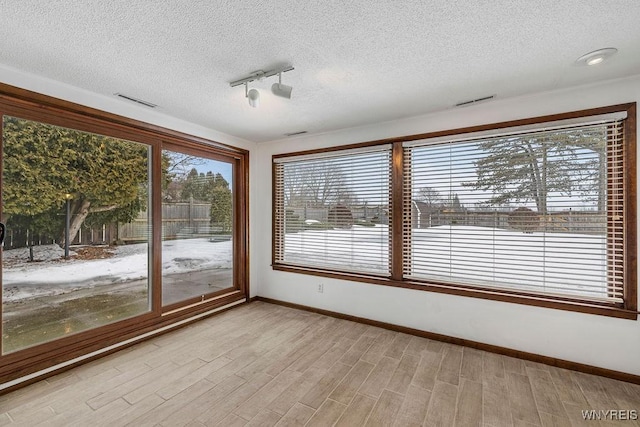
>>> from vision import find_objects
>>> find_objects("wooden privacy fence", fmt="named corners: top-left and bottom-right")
top-left (287, 203), bottom-right (606, 235)
top-left (119, 200), bottom-right (213, 242)
top-left (7, 200), bottom-right (213, 248)
top-left (7, 201), bottom-right (606, 249)
top-left (287, 204), bottom-right (390, 225)
top-left (288, 203), bottom-right (605, 235)
top-left (411, 208), bottom-right (606, 235)
top-left (5, 223), bottom-right (120, 249)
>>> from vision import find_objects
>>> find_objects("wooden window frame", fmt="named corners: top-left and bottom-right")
top-left (273, 144), bottom-right (393, 276)
top-left (272, 103), bottom-right (637, 320)
top-left (0, 83), bottom-right (250, 385)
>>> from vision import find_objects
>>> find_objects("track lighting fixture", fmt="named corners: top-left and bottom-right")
top-left (271, 73), bottom-right (293, 99)
top-left (230, 65), bottom-right (294, 107)
top-left (246, 83), bottom-right (260, 108)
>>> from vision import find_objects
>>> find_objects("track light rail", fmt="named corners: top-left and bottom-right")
top-left (229, 65), bottom-right (295, 87)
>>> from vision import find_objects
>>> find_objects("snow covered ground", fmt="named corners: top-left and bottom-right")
top-left (283, 224), bottom-right (609, 300)
top-left (2, 224), bottom-right (610, 303)
top-left (2, 238), bottom-right (232, 302)
top-left (283, 225), bottom-right (389, 274)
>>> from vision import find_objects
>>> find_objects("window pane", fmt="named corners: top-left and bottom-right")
top-left (275, 148), bottom-right (391, 275)
top-left (161, 150), bottom-right (234, 306)
top-left (2, 116), bottom-right (151, 354)
top-left (405, 123), bottom-right (620, 302)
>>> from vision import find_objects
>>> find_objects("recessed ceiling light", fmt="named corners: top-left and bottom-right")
top-left (575, 48), bottom-right (618, 66)
top-left (587, 56), bottom-right (604, 66)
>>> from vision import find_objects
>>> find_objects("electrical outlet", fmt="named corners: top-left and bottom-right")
top-left (317, 283), bottom-right (324, 293)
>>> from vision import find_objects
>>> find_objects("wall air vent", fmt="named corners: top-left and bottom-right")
top-left (114, 93), bottom-right (158, 108)
top-left (455, 95), bottom-right (495, 108)
top-left (284, 131), bottom-right (308, 137)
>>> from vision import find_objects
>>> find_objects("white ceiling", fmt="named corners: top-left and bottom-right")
top-left (0, 1), bottom-right (639, 143)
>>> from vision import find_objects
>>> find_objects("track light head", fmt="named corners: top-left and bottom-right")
top-left (247, 88), bottom-right (260, 108)
top-left (244, 82), bottom-right (260, 108)
top-left (272, 72), bottom-right (293, 99)
top-left (271, 82), bottom-right (292, 99)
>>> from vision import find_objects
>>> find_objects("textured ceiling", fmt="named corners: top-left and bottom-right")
top-left (0, 1), bottom-right (639, 143)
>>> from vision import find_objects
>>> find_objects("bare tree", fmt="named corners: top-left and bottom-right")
top-left (164, 152), bottom-right (206, 178)
top-left (417, 187), bottom-right (443, 210)
top-left (284, 163), bottom-right (354, 207)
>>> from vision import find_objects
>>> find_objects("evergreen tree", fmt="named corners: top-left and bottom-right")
top-left (2, 117), bottom-right (149, 247)
top-left (177, 167), bottom-right (233, 232)
top-left (180, 169), bottom-right (230, 202)
top-left (210, 186), bottom-right (233, 232)
top-left (468, 128), bottom-right (605, 214)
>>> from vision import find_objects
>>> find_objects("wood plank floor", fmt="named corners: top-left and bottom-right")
top-left (1, 301), bottom-right (638, 426)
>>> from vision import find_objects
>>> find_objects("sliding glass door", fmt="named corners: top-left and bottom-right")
top-left (0, 85), bottom-right (248, 387)
top-left (1, 116), bottom-right (152, 354)
top-left (161, 148), bottom-right (234, 307)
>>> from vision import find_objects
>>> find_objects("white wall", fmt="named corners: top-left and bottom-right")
top-left (255, 74), bottom-right (640, 376)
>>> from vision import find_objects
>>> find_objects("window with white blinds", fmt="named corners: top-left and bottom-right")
top-left (272, 104), bottom-right (636, 316)
top-left (403, 114), bottom-right (626, 303)
top-left (273, 145), bottom-right (392, 275)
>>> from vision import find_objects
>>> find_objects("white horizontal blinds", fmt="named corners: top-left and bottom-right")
top-left (402, 150), bottom-right (413, 274)
top-left (274, 164), bottom-right (285, 262)
top-left (403, 118), bottom-right (625, 303)
top-left (607, 120), bottom-right (624, 301)
top-left (274, 146), bottom-right (392, 275)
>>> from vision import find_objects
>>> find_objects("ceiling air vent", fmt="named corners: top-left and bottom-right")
top-left (114, 93), bottom-right (157, 108)
top-left (455, 95), bottom-right (495, 108)
top-left (284, 131), bottom-right (308, 137)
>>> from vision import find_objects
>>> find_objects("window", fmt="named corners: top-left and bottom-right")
top-left (2, 116), bottom-right (152, 354)
top-left (0, 84), bottom-right (249, 386)
top-left (404, 112), bottom-right (626, 303)
top-left (272, 104), bottom-right (636, 318)
top-left (274, 145), bottom-right (392, 275)
top-left (161, 147), bottom-right (235, 308)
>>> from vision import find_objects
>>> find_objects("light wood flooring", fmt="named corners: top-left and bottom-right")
top-left (0, 301), bottom-right (638, 426)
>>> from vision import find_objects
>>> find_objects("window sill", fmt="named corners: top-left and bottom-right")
top-left (272, 263), bottom-right (637, 320)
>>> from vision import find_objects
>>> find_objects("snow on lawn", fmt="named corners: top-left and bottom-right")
top-left (409, 225), bottom-right (607, 298)
top-left (2, 245), bottom-right (78, 264)
top-left (284, 224), bottom-right (609, 299)
top-left (284, 224), bottom-right (389, 274)
top-left (2, 238), bottom-right (231, 302)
